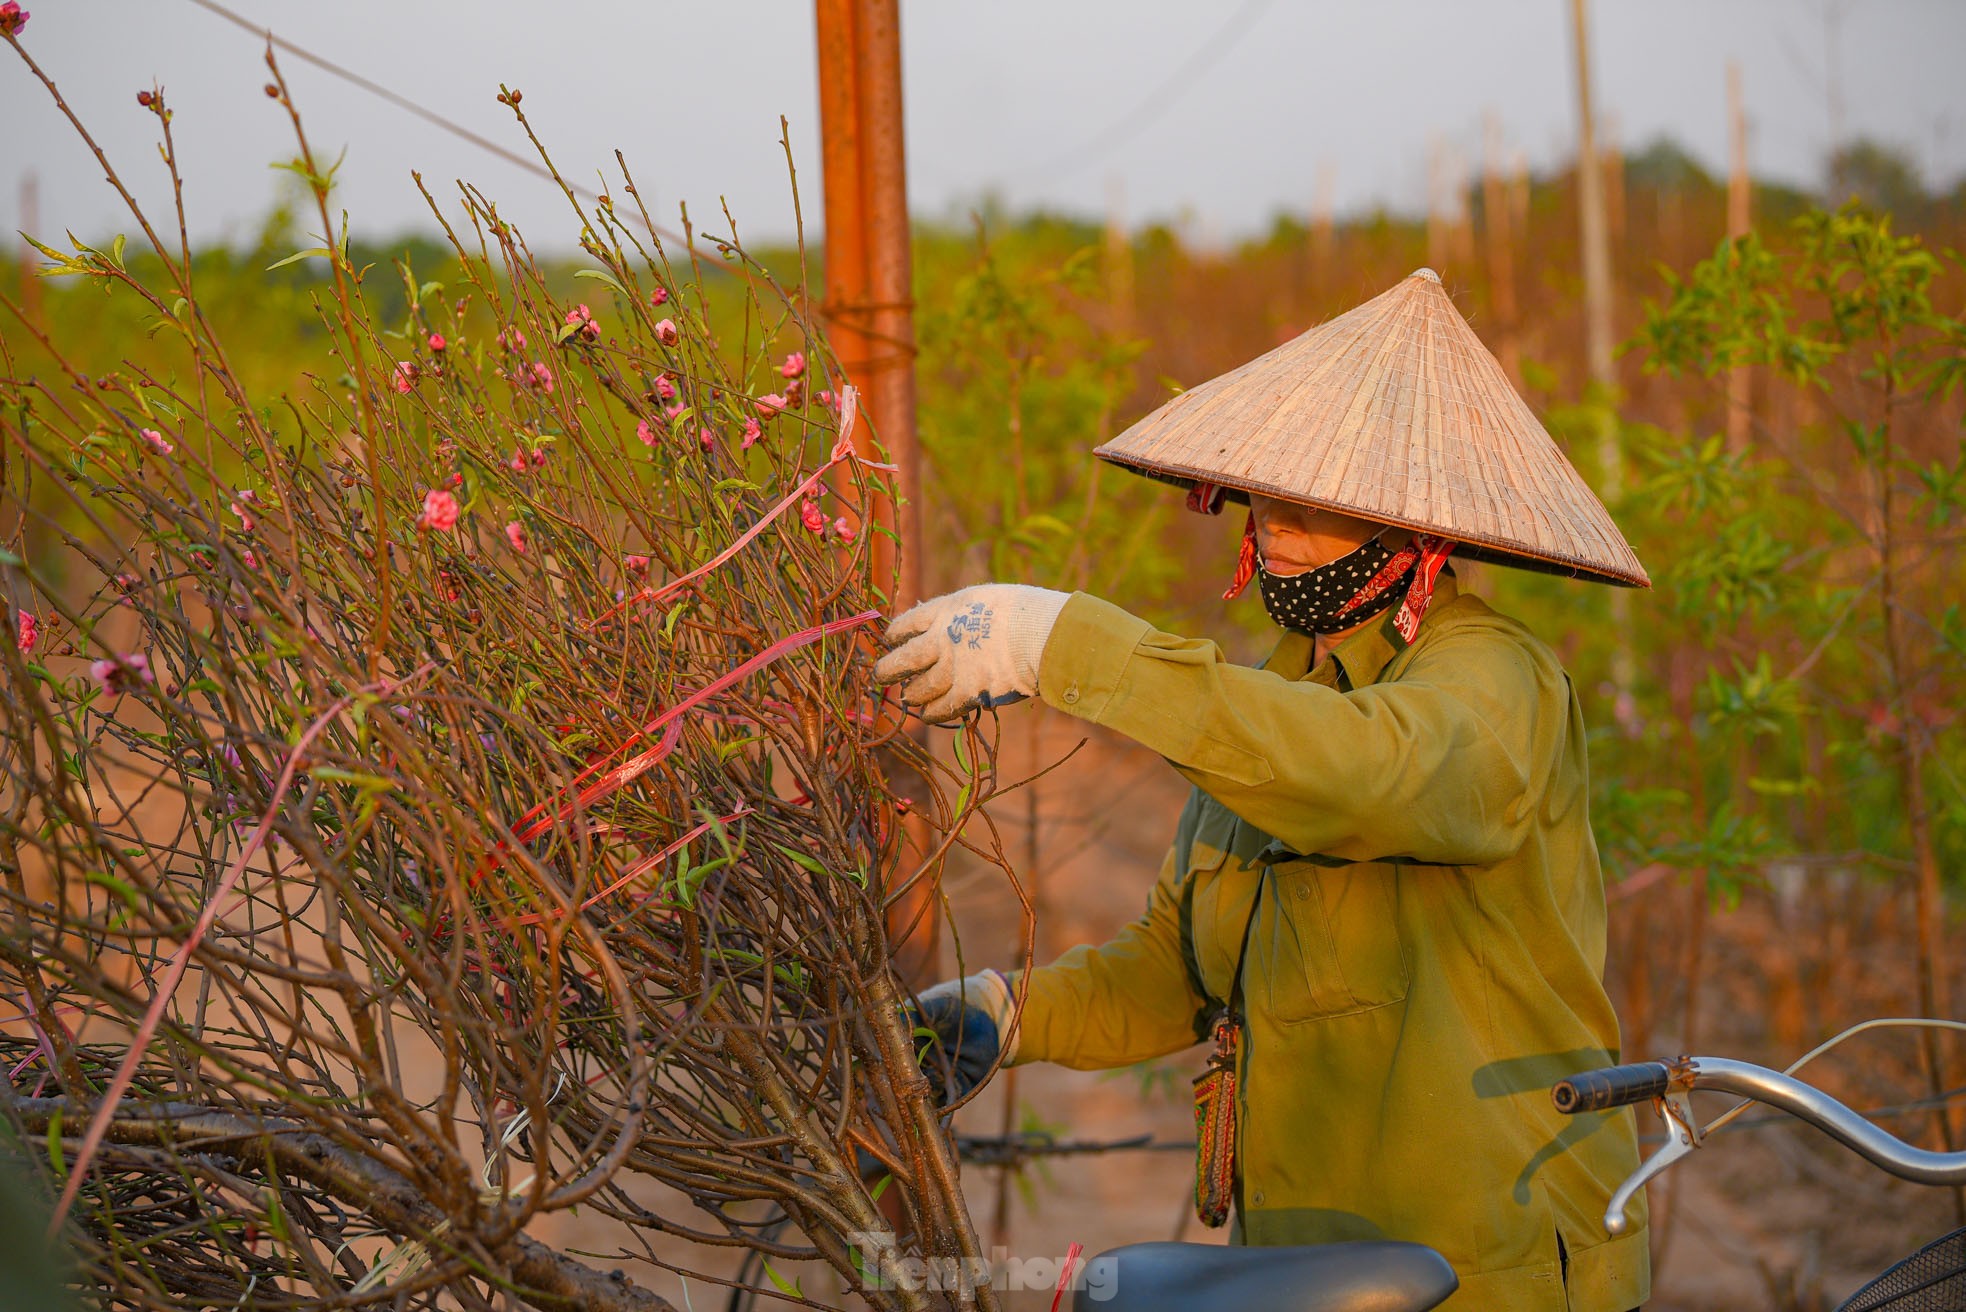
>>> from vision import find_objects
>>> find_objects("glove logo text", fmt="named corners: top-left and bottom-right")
top-left (945, 602), bottom-right (994, 650)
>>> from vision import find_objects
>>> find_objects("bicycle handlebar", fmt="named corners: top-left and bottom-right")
top-left (1680, 1057), bottom-right (1966, 1185)
top-left (1550, 1062), bottom-right (1671, 1113)
top-left (1557, 1055), bottom-right (1966, 1186)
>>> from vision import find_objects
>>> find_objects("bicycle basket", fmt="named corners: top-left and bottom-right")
top-left (1838, 1227), bottom-right (1966, 1312)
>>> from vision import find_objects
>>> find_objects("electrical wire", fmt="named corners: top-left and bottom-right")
top-left (1014, 0), bottom-right (1278, 182)
top-left (179, 0), bottom-right (726, 270)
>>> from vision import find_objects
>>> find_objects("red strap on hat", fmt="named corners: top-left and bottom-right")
top-left (1222, 511), bottom-right (1258, 600)
top-left (1391, 536), bottom-right (1456, 641)
top-left (1187, 481), bottom-right (1228, 515)
top-left (1326, 533), bottom-right (1458, 640)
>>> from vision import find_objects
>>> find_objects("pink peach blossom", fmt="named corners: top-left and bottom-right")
top-left (755, 393), bottom-right (787, 419)
top-left (508, 448), bottom-right (530, 473)
top-left (648, 286), bottom-right (669, 307)
top-left (14, 610), bottom-right (36, 655)
top-left (799, 496), bottom-right (825, 534)
top-left (230, 501), bottom-right (256, 533)
top-left (505, 521), bottom-right (527, 553)
top-left (741, 417), bottom-right (763, 450)
top-left (90, 652), bottom-right (152, 697)
top-left (636, 419), bottom-right (657, 447)
top-left (528, 362), bottom-right (555, 393)
top-left (665, 402), bottom-right (685, 421)
top-left (0, 4), bottom-right (29, 36)
top-left (565, 304), bottom-right (600, 341)
top-left (780, 351), bottom-right (806, 379)
top-left (624, 554), bottom-right (650, 573)
top-left (140, 427), bottom-right (173, 454)
top-left (654, 374), bottom-right (676, 401)
top-left (654, 318), bottom-right (679, 347)
top-left (698, 427), bottom-right (715, 452)
top-left (393, 361), bottom-right (417, 393)
top-left (833, 516), bottom-right (857, 542)
top-left (417, 488), bottom-right (460, 532)
top-left (427, 332), bottom-right (447, 352)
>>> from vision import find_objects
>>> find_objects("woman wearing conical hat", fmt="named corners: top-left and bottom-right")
top-left (876, 270), bottom-right (1650, 1311)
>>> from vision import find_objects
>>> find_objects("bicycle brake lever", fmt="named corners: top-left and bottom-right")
top-left (1603, 1088), bottom-right (1703, 1236)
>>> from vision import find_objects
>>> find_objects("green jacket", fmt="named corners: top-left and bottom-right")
top-left (1011, 576), bottom-right (1650, 1311)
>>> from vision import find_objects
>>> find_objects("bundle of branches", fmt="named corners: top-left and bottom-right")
top-left (2, 35), bottom-right (1023, 1312)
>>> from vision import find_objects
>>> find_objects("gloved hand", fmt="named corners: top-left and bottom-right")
top-left (873, 585), bottom-right (1070, 723)
top-left (909, 968), bottom-right (1016, 1103)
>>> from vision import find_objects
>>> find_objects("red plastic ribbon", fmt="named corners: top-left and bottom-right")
top-left (504, 803), bottom-right (754, 927)
top-left (49, 661), bottom-right (440, 1237)
top-left (481, 609), bottom-right (880, 885)
top-left (1051, 1242), bottom-right (1085, 1312)
top-left (590, 386), bottom-right (892, 633)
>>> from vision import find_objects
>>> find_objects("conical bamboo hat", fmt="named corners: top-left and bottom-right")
top-left (1096, 268), bottom-right (1649, 586)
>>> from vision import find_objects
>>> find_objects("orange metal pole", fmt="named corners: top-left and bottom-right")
top-left (816, 0), bottom-right (936, 984)
top-left (855, 0), bottom-right (922, 615)
top-left (816, 0), bottom-right (873, 444)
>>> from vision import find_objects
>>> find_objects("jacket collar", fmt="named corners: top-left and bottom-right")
top-left (1263, 572), bottom-right (1462, 691)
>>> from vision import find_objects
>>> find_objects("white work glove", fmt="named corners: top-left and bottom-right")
top-left (873, 584), bottom-right (1070, 723)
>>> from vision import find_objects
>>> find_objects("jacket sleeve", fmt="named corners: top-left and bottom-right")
top-left (1034, 592), bottom-right (1555, 867)
top-left (1009, 834), bottom-right (1208, 1070)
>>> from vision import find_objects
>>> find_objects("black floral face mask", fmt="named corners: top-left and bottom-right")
top-left (1255, 532), bottom-right (1414, 635)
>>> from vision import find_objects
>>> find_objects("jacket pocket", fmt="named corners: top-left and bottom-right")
top-left (1265, 860), bottom-right (1410, 1024)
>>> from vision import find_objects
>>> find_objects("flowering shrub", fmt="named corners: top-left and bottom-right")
top-left (1, 38), bottom-right (1012, 1312)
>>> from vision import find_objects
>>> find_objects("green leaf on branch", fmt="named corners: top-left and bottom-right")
top-left (761, 1261), bottom-right (803, 1300)
top-left (775, 845), bottom-right (829, 877)
top-left (572, 269), bottom-right (626, 295)
top-left (267, 247), bottom-right (332, 272)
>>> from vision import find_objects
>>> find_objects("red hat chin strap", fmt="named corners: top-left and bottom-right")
top-left (1391, 536), bottom-right (1456, 641)
top-left (1187, 481), bottom-right (1228, 515)
top-left (1224, 520), bottom-right (1457, 638)
top-left (1195, 489), bottom-right (1450, 632)
top-left (1223, 511), bottom-right (1258, 600)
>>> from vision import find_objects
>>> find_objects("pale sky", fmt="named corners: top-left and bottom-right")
top-left (3, 1), bottom-right (1962, 254)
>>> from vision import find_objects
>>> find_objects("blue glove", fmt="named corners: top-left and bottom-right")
top-left (909, 969), bottom-right (1016, 1104)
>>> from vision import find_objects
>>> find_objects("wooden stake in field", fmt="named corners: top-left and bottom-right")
top-left (1568, 0), bottom-right (1634, 700)
top-left (1725, 60), bottom-right (1753, 453)
top-left (1449, 145), bottom-right (1476, 280)
top-left (815, 0), bottom-right (938, 983)
top-left (1602, 112), bottom-right (1626, 251)
top-left (1568, 0), bottom-right (1618, 490)
top-left (1481, 115), bottom-right (1521, 384)
top-left (1309, 161), bottom-right (1336, 297)
top-left (1427, 136), bottom-right (1449, 276)
top-left (1106, 174), bottom-right (1135, 332)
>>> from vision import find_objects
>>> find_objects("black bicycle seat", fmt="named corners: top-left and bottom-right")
top-left (1073, 1240), bottom-right (1457, 1312)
